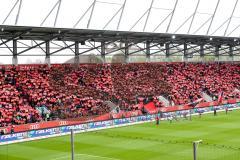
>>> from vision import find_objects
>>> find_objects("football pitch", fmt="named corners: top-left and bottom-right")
top-left (1, 110), bottom-right (240, 160)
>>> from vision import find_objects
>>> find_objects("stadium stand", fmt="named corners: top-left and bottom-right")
top-left (0, 62), bottom-right (239, 130)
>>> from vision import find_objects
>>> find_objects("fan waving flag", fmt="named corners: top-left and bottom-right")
top-left (187, 98), bottom-right (204, 108)
top-left (218, 92), bottom-right (223, 104)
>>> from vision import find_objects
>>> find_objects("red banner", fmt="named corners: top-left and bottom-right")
top-left (2, 98), bottom-right (239, 134)
top-left (159, 98), bottom-right (239, 112)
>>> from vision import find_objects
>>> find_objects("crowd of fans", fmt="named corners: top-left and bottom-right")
top-left (163, 63), bottom-right (240, 105)
top-left (0, 62), bottom-right (239, 128)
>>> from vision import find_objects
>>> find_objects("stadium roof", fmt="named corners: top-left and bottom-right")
top-left (0, 25), bottom-right (239, 45)
top-left (0, 25), bottom-right (240, 61)
top-left (1, 0), bottom-right (240, 37)
top-left (1, 0), bottom-right (240, 64)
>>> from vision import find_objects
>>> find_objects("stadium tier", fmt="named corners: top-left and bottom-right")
top-left (0, 62), bottom-right (239, 132)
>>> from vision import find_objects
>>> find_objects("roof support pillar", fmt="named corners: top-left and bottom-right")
top-left (125, 41), bottom-right (129, 63)
top-left (229, 45), bottom-right (233, 56)
top-left (215, 45), bottom-right (220, 57)
top-left (146, 41), bottom-right (151, 62)
top-left (165, 43), bottom-right (170, 57)
top-left (74, 41), bottom-right (80, 64)
top-left (45, 41), bottom-right (51, 66)
top-left (183, 43), bottom-right (188, 57)
top-left (200, 44), bottom-right (204, 57)
top-left (101, 41), bottom-right (106, 63)
top-left (183, 43), bottom-right (188, 61)
top-left (12, 39), bottom-right (18, 65)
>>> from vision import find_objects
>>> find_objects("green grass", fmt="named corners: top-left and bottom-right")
top-left (1, 110), bottom-right (240, 160)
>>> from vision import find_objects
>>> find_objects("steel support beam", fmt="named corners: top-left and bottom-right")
top-left (88, 41), bottom-right (102, 54)
top-left (231, 47), bottom-right (240, 55)
top-left (87, 0), bottom-right (97, 28)
top-left (183, 43), bottom-right (188, 57)
top-left (2, 0), bottom-right (19, 24)
top-left (51, 41), bottom-right (64, 48)
top-left (193, 16), bottom-right (212, 34)
top-left (200, 44), bottom-right (204, 57)
top-left (130, 10), bottom-right (148, 31)
top-left (229, 45), bottom-right (233, 56)
top-left (40, 0), bottom-right (60, 26)
top-left (215, 45), bottom-right (220, 56)
top-left (73, 2), bottom-right (94, 28)
top-left (103, 6), bottom-right (123, 30)
top-left (205, 46), bottom-right (230, 55)
top-left (146, 41), bottom-right (151, 62)
top-left (187, 43), bottom-right (199, 53)
top-left (224, 0), bottom-right (238, 36)
top-left (15, 0), bottom-right (22, 25)
top-left (17, 33), bottom-right (63, 55)
top-left (210, 18), bottom-right (230, 35)
top-left (153, 12), bottom-right (172, 32)
top-left (75, 41), bottom-right (79, 56)
top-left (54, 0), bottom-right (62, 27)
top-left (117, 0), bottom-right (127, 30)
top-left (218, 46), bottom-right (233, 55)
top-left (143, 0), bottom-right (154, 32)
top-left (168, 44), bottom-right (184, 55)
top-left (0, 39), bottom-right (13, 54)
top-left (194, 45), bottom-right (215, 55)
top-left (62, 41), bottom-right (75, 54)
top-left (101, 41), bottom-right (106, 63)
top-left (13, 39), bottom-right (17, 56)
top-left (50, 43), bottom-right (75, 55)
top-left (188, 0), bottom-right (201, 34)
top-left (165, 43), bottom-right (170, 57)
top-left (105, 40), bottom-right (144, 55)
top-left (174, 14), bottom-right (193, 33)
top-left (152, 43), bottom-right (186, 56)
top-left (46, 41), bottom-right (50, 57)
top-left (78, 40), bottom-right (118, 55)
top-left (124, 41), bottom-right (129, 63)
top-left (17, 41), bottom-right (47, 55)
top-left (45, 41), bottom-right (51, 65)
top-left (206, 0), bottom-right (221, 35)
top-left (227, 24), bottom-right (240, 36)
top-left (18, 41), bottom-right (30, 47)
top-left (169, 44), bottom-right (199, 55)
top-left (125, 41), bottom-right (129, 55)
top-left (203, 45), bottom-right (215, 55)
top-left (0, 30), bottom-right (31, 47)
top-left (32, 40), bottom-right (46, 54)
top-left (146, 41), bottom-right (151, 55)
top-left (74, 41), bottom-right (79, 64)
top-left (128, 42), bottom-right (159, 55)
top-left (134, 44), bottom-right (146, 54)
top-left (166, 0), bottom-right (179, 33)
top-left (12, 39), bottom-right (18, 65)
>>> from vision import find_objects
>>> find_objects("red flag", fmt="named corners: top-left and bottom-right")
top-left (218, 92), bottom-right (223, 104)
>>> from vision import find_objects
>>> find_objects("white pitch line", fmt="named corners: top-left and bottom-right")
top-left (52, 153), bottom-right (120, 160)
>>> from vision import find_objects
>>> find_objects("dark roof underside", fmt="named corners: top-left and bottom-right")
top-left (0, 25), bottom-right (239, 46)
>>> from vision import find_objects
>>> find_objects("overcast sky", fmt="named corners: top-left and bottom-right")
top-left (0, 0), bottom-right (240, 64)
